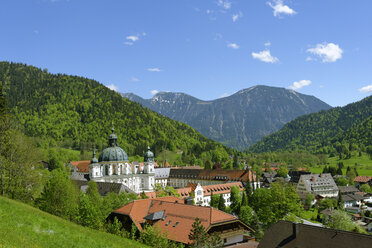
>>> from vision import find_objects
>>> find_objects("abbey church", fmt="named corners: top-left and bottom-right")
top-left (86, 128), bottom-right (155, 194)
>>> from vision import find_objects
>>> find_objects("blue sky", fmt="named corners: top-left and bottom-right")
top-left (1, 0), bottom-right (371, 107)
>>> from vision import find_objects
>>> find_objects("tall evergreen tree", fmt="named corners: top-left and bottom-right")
top-left (232, 155), bottom-right (239, 169)
top-left (337, 192), bottom-right (344, 210)
top-left (241, 191), bottom-right (248, 207)
top-left (218, 194), bottom-right (226, 212)
top-left (230, 186), bottom-right (241, 214)
top-left (189, 217), bottom-right (208, 248)
top-left (245, 172), bottom-right (252, 201)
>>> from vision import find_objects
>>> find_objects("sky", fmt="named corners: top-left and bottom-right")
top-left (1, 0), bottom-right (371, 107)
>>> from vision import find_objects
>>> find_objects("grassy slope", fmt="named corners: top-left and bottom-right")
top-left (0, 196), bottom-right (146, 248)
top-left (309, 153), bottom-right (372, 176)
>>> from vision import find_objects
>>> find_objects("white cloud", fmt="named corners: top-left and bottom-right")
top-left (359, 84), bottom-right (372, 93)
top-left (289, 80), bottom-right (312, 90)
top-left (264, 41), bottom-right (271, 47)
top-left (220, 93), bottom-right (231, 98)
top-left (217, 0), bottom-right (231, 10)
top-left (130, 77), bottom-right (140, 82)
top-left (147, 68), bottom-right (162, 72)
top-left (124, 33), bottom-right (146, 45)
top-left (227, 43), bottom-right (240, 49)
top-left (126, 35), bottom-right (139, 42)
top-left (33, 29), bottom-right (39, 34)
top-left (151, 90), bottom-right (159, 95)
top-left (107, 84), bottom-right (118, 92)
top-left (232, 12), bottom-right (243, 22)
top-left (251, 49), bottom-right (279, 63)
top-left (267, 0), bottom-right (296, 17)
top-left (307, 42), bottom-right (343, 62)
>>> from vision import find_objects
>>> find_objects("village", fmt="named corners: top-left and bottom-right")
top-left (69, 128), bottom-right (372, 247)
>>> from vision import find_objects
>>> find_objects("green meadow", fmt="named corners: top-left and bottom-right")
top-left (310, 153), bottom-right (372, 176)
top-left (0, 196), bottom-right (146, 248)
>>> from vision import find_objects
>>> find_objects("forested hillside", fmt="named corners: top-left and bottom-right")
top-left (0, 62), bottom-right (233, 163)
top-left (248, 95), bottom-right (372, 154)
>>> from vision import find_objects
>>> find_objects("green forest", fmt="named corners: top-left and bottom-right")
top-left (0, 62), bottom-right (235, 166)
top-left (248, 95), bottom-right (372, 155)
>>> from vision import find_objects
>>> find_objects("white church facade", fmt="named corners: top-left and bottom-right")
top-left (88, 128), bottom-right (155, 194)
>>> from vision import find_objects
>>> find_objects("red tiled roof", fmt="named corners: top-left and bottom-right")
top-left (202, 182), bottom-right (244, 196)
top-left (114, 196), bottom-right (182, 230)
top-left (354, 176), bottom-right (372, 183)
top-left (114, 198), bottom-right (243, 244)
top-left (70, 160), bottom-right (90, 173)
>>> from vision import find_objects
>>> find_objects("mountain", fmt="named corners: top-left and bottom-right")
top-left (0, 196), bottom-right (145, 248)
top-left (0, 62), bottom-right (233, 162)
top-left (123, 86), bottom-right (331, 150)
top-left (248, 95), bottom-right (372, 153)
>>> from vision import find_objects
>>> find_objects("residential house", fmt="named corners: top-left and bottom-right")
top-left (296, 173), bottom-right (338, 199)
top-left (354, 176), bottom-right (372, 188)
top-left (338, 186), bottom-right (365, 209)
top-left (258, 221), bottom-right (372, 248)
top-left (144, 182), bottom-right (245, 207)
top-left (167, 168), bottom-right (259, 189)
top-left (109, 197), bottom-right (254, 246)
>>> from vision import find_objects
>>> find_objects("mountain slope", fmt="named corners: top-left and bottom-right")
top-left (0, 196), bottom-right (145, 248)
top-left (248, 95), bottom-right (372, 153)
top-left (0, 62), bottom-right (232, 160)
top-left (123, 86), bottom-right (331, 150)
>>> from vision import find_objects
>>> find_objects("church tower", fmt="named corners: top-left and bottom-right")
top-left (143, 146), bottom-right (155, 190)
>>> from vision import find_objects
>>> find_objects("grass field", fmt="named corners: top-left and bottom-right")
top-left (310, 153), bottom-right (372, 176)
top-left (0, 196), bottom-right (146, 248)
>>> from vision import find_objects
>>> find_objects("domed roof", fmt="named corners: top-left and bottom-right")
top-left (98, 146), bottom-right (129, 162)
top-left (144, 146), bottom-right (154, 162)
top-left (98, 127), bottom-right (129, 162)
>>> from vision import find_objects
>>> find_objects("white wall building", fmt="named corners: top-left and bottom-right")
top-left (88, 128), bottom-right (155, 194)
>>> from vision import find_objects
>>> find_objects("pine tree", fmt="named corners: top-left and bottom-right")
top-left (230, 186), bottom-right (241, 214)
top-left (245, 172), bottom-right (252, 201)
top-left (233, 155), bottom-right (239, 169)
top-left (218, 194), bottom-right (226, 212)
top-left (337, 192), bottom-right (344, 210)
top-left (189, 217), bottom-right (208, 247)
top-left (241, 191), bottom-right (248, 207)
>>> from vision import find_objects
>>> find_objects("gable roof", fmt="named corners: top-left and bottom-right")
top-left (300, 173), bottom-right (338, 193)
top-left (113, 198), bottom-right (249, 244)
top-left (354, 176), bottom-right (372, 183)
top-left (338, 186), bottom-right (359, 194)
top-left (258, 220), bottom-right (372, 248)
top-left (70, 160), bottom-right (90, 173)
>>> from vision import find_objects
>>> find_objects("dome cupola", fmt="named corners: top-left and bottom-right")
top-left (98, 127), bottom-right (129, 162)
top-left (144, 146), bottom-right (154, 162)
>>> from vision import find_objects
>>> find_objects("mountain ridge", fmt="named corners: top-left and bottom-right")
top-left (123, 85), bottom-right (331, 150)
top-left (248, 95), bottom-right (372, 153)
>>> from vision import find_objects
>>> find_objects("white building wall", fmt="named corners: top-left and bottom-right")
top-left (223, 234), bottom-right (243, 246)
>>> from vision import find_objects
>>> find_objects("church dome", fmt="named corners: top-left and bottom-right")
top-left (144, 146), bottom-right (154, 162)
top-left (98, 146), bottom-right (128, 162)
top-left (98, 127), bottom-right (129, 162)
